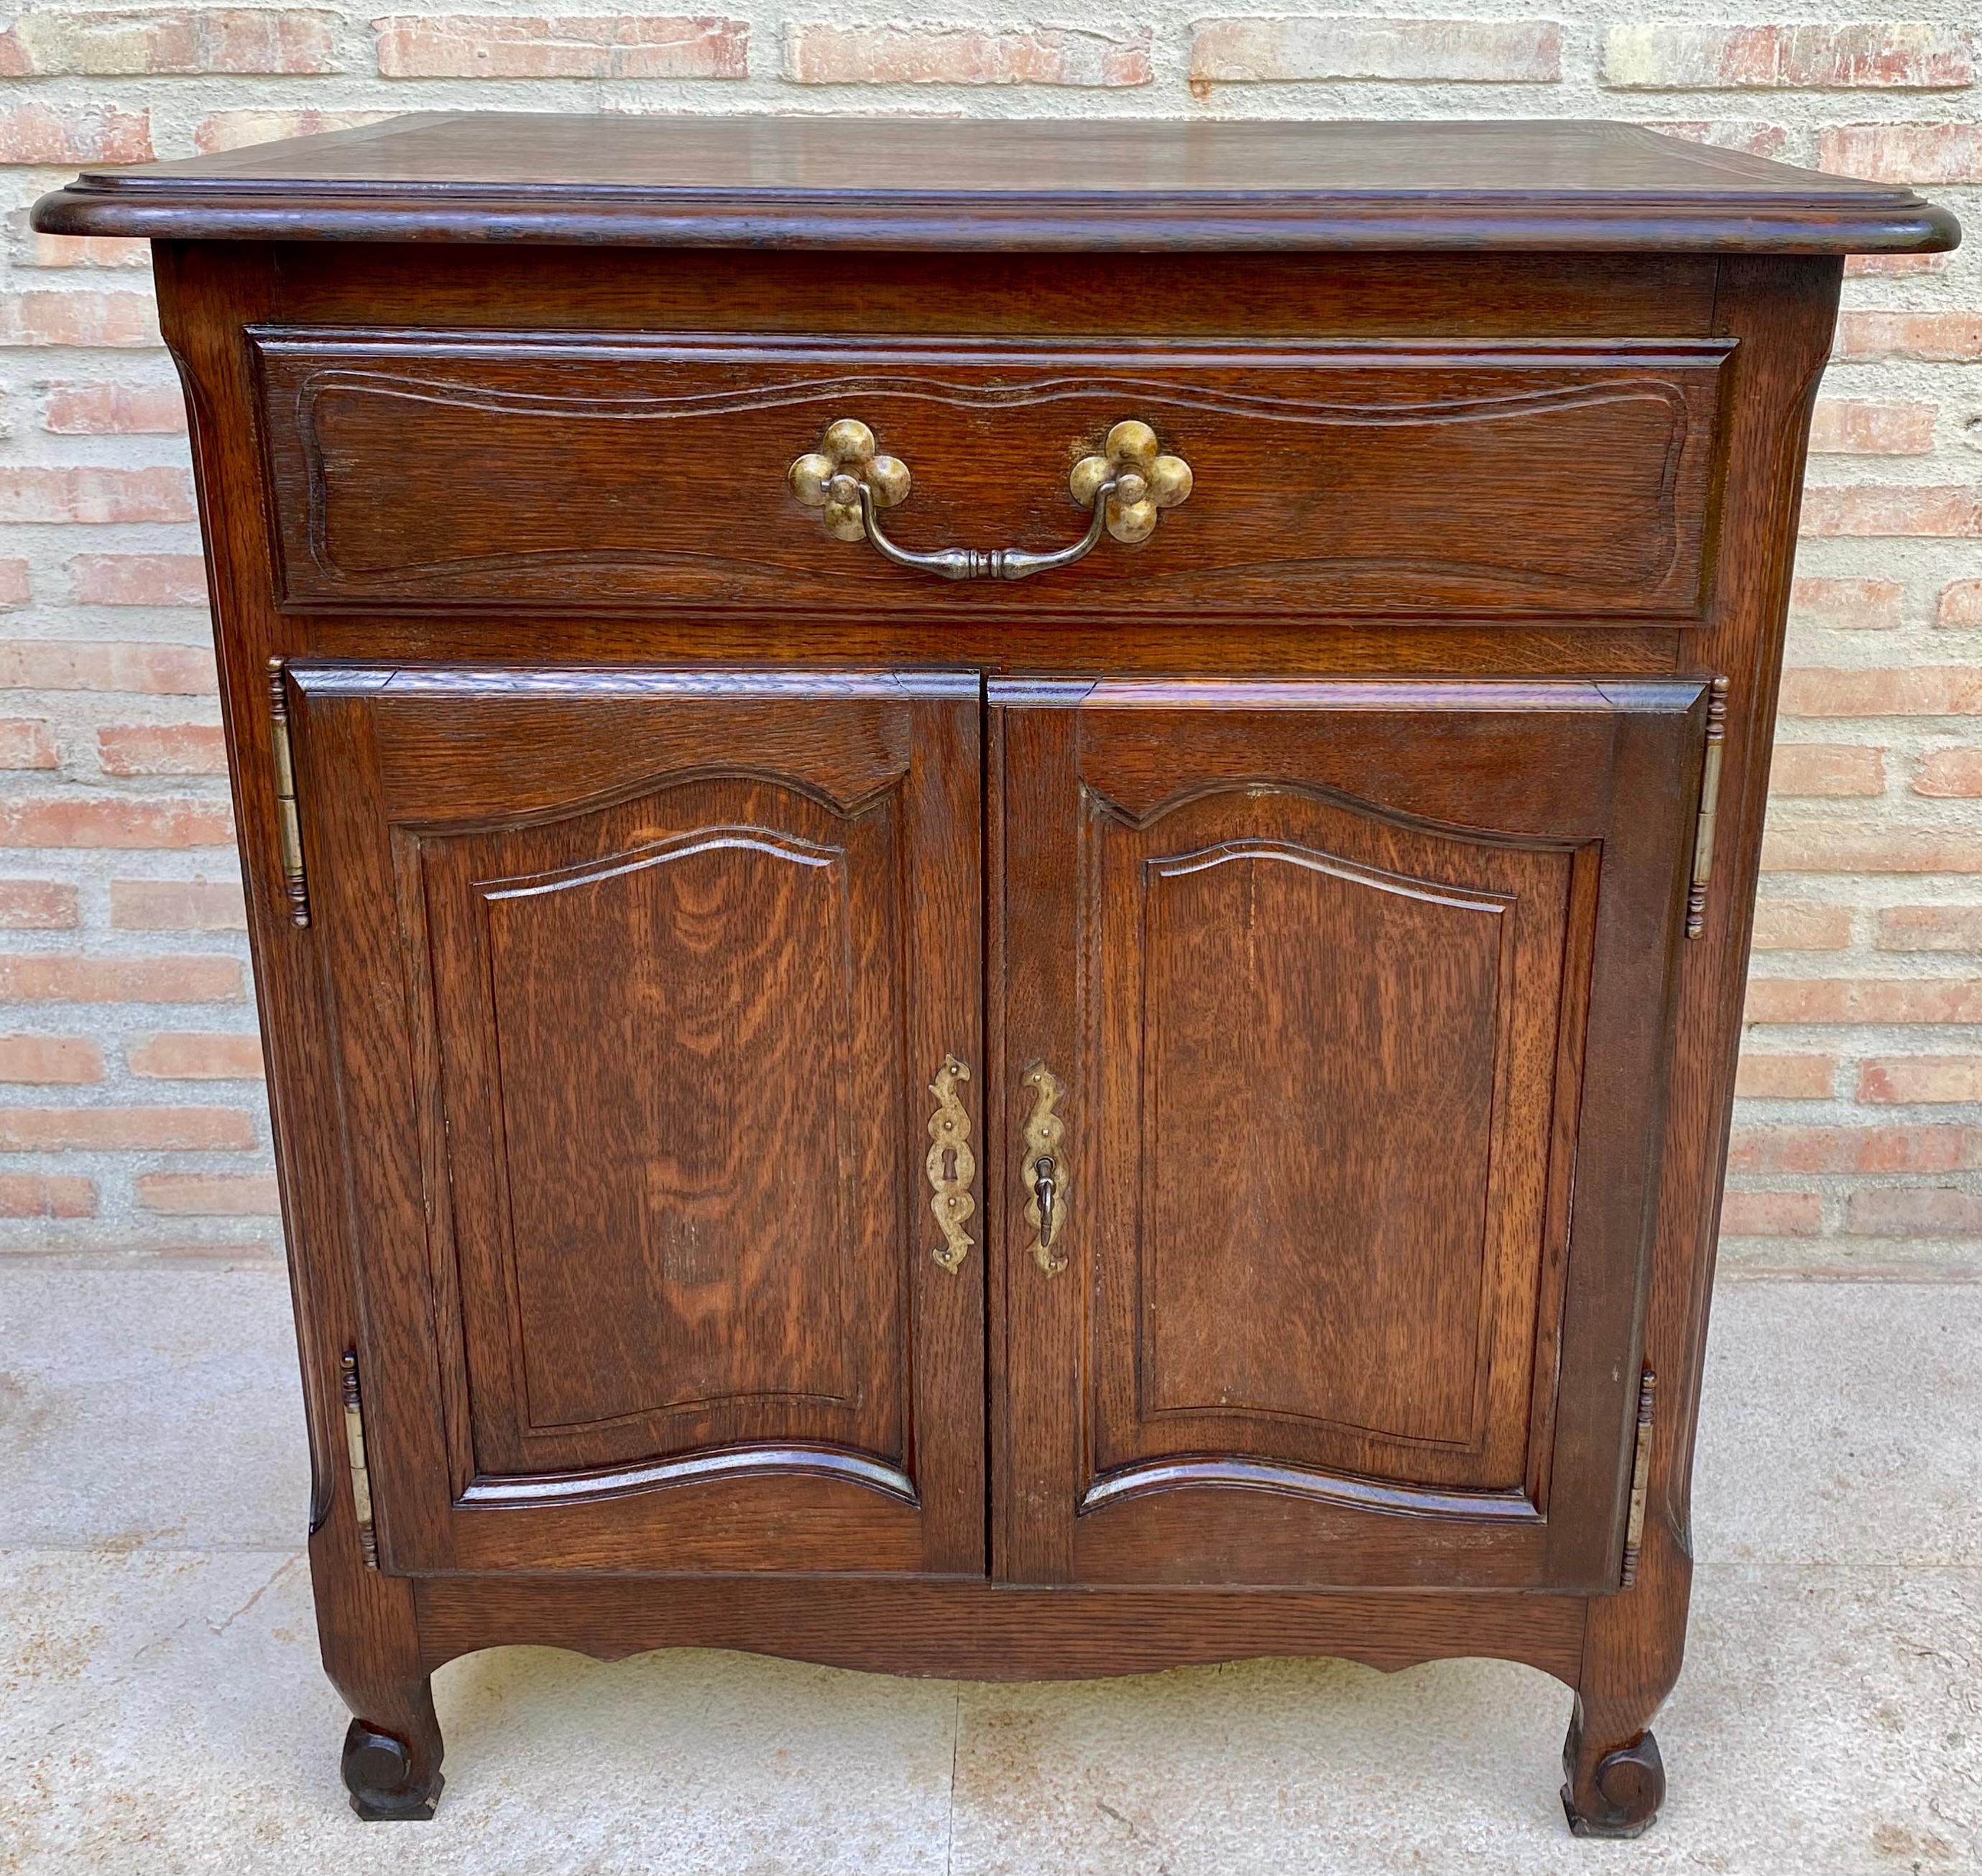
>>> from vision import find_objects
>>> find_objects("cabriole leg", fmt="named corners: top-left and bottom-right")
top-left (313, 1518), bottom-right (446, 1820)
top-left (338, 1678), bottom-right (446, 1821)
top-left (1560, 1691), bottom-right (1664, 1838)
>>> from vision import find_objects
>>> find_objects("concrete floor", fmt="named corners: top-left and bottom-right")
top-left (1, 1265), bottom-right (1978, 1875)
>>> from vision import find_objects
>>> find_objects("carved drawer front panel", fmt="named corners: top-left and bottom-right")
top-left (285, 666), bottom-right (984, 1576)
top-left (995, 676), bottom-right (1707, 1591)
top-left (252, 331), bottom-right (1728, 620)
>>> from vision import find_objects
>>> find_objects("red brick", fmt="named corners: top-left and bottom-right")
top-left (1780, 667), bottom-right (1982, 716)
top-left (1845, 251), bottom-right (1950, 277)
top-left (1744, 978), bottom-right (1982, 1025)
top-left (1876, 905), bottom-right (1982, 952)
top-left (193, 108), bottom-right (395, 154)
top-left (377, 14), bottom-right (747, 78)
top-left (0, 721), bottom-right (58, 771)
top-left (1734, 1052), bottom-right (1834, 1099)
top-left (0, 468), bottom-right (194, 526)
top-left (1845, 1187), bottom-right (1982, 1237)
top-left (1726, 1125), bottom-right (1982, 1176)
top-left (1834, 313), bottom-right (1982, 362)
top-left (0, 642), bottom-right (214, 696)
top-left (1938, 581), bottom-right (1982, 629)
top-left (0, 1173), bottom-right (94, 1219)
top-left (1718, 1189), bottom-right (1822, 1237)
top-left (1750, 899), bottom-right (1851, 951)
top-left (1858, 1056), bottom-right (1982, 1104)
top-left (11, 9), bottom-right (340, 74)
top-left (25, 232), bottom-right (151, 269)
top-left (1603, 23), bottom-right (1970, 89)
top-left (1188, 16), bottom-right (1559, 83)
top-left (1799, 487), bottom-right (1982, 538)
top-left (1761, 825), bottom-right (1982, 874)
top-left (1789, 576), bottom-right (1904, 631)
top-left (0, 563), bottom-right (27, 611)
top-left (0, 796), bottom-right (233, 849)
top-left (0, 1035), bottom-right (103, 1084)
top-left (2, 291), bottom-right (158, 349)
top-left (1767, 743), bottom-right (1884, 796)
top-left (792, 22), bottom-right (1150, 85)
top-left (0, 955), bottom-right (243, 1003)
top-left (97, 725), bottom-right (226, 776)
top-left (71, 555), bottom-right (207, 608)
top-left (0, 103), bottom-right (152, 163)
top-left (1914, 750), bottom-right (1982, 798)
top-left (0, 1105), bottom-right (255, 1151)
top-left (109, 877), bottom-right (246, 930)
top-left (128, 1032), bottom-right (263, 1079)
top-left (44, 384), bottom-right (187, 435)
top-left (1807, 399), bottom-right (1936, 455)
top-left (1820, 123), bottom-right (1982, 183)
top-left (0, 881), bottom-right (78, 930)
top-left (135, 1171), bottom-right (280, 1214)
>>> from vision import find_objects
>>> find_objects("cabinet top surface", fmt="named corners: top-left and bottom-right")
top-left (32, 112), bottom-right (1958, 254)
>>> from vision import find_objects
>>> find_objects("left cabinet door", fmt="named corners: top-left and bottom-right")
top-left (284, 666), bottom-right (985, 1577)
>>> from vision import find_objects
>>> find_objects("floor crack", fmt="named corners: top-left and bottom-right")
top-left (206, 1552), bottom-right (300, 1637)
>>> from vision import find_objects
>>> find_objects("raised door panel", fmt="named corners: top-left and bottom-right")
top-left (995, 678), bottom-right (1704, 1591)
top-left (290, 667), bottom-right (984, 1576)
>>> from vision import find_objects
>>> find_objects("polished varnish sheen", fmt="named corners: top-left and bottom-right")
top-left (34, 114), bottom-right (1958, 1837)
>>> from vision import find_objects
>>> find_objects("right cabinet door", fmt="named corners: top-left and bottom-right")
top-left (995, 676), bottom-right (1708, 1591)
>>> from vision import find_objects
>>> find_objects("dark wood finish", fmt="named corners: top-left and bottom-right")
top-left (995, 678), bottom-right (1702, 1591)
top-left (288, 665), bottom-right (984, 1576)
top-left (34, 115), bottom-right (1958, 253)
top-left (40, 116), bottom-right (1954, 1834)
top-left (252, 333), bottom-right (1726, 620)
top-left (410, 1574), bottom-right (1587, 1682)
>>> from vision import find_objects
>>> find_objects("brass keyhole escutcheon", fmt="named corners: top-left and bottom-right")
top-left (1020, 1063), bottom-right (1067, 1276)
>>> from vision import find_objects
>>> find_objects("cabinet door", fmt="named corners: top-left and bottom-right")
top-left (995, 677), bottom-right (1706, 1591)
top-left (288, 667), bottom-right (984, 1576)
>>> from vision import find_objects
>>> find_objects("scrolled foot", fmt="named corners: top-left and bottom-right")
top-left (341, 1717), bottom-right (445, 1821)
top-left (1560, 1704), bottom-right (1664, 1839)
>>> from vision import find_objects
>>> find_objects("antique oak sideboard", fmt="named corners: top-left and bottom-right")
top-left (36, 117), bottom-right (1957, 1833)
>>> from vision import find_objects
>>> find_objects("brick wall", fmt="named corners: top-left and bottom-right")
top-left (0, 6), bottom-right (1976, 1272)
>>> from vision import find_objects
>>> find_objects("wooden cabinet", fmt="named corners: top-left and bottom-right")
top-left (34, 114), bottom-right (1955, 1836)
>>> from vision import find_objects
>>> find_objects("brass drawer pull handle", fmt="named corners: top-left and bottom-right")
top-left (1020, 1063), bottom-right (1067, 1276)
top-left (788, 418), bottom-right (1192, 583)
top-left (925, 1054), bottom-right (976, 1274)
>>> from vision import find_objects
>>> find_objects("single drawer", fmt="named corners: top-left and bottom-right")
top-left (252, 331), bottom-right (1729, 620)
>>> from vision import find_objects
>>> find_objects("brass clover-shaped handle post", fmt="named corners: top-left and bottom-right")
top-left (786, 418), bottom-right (911, 542)
top-left (1069, 420), bottom-right (1194, 545)
top-left (787, 417), bottom-right (1192, 582)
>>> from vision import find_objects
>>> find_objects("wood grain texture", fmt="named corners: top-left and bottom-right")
top-left (122, 155), bottom-right (1900, 1826)
top-left (993, 677), bottom-right (1702, 1592)
top-left (286, 665), bottom-right (984, 1577)
top-left (252, 334), bottom-right (1726, 619)
top-left (411, 1574), bottom-right (1587, 1683)
top-left (32, 116), bottom-right (1960, 253)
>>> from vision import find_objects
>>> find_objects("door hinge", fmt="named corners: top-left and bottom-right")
top-left (1621, 1368), bottom-right (1656, 1588)
top-left (340, 1349), bottom-right (379, 1569)
top-left (267, 657), bottom-right (310, 928)
top-left (1684, 676), bottom-right (1730, 940)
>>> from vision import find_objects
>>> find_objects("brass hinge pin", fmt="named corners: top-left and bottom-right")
top-left (267, 658), bottom-right (310, 928)
top-left (1621, 1369), bottom-right (1656, 1588)
top-left (340, 1349), bottom-right (378, 1569)
top-left (1684, 676), bottom-right (1730, 941)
